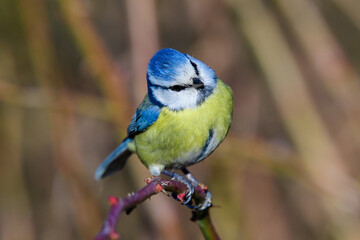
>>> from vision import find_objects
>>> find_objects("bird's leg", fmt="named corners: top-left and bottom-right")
top-left (181, 168), bottom-right (212, 210)
top-left (161, 170), bottom-right (194, 205)
top-left (181, 168), bottom-right (199, 186)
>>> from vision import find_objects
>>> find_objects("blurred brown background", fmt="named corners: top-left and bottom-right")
top-left (1, 0), bottom-right (360, 239)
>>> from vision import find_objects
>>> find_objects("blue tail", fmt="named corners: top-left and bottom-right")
top-left (94, 138), bottom-right (133, 180)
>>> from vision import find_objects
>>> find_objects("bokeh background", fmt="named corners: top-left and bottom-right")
top-left (1, 0), bottom-right (360, 239)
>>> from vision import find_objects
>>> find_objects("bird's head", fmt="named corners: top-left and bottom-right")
top-left (147, 48), bottom-right (217, 110)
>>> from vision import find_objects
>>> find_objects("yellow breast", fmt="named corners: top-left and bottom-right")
top-left (134, 79), bottom-right (233, 169)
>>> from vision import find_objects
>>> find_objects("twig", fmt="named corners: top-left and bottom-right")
top-left (95, 177), bottom-right (220, 240)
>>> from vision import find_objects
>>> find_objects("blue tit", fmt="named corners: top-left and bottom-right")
top-left (95, 48), bottom-right (233, 208)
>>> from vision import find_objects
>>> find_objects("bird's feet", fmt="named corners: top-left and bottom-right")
top-left (161, 169), bottom-right (213, 210)
top-left (161, 170), bottom-right (194, 205)
top-left (182, 168), bottom-right (212, 210)
top-left (182, 185), bottom-right (212, 210)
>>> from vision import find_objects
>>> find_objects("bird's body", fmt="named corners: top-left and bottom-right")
top-left (95, 48), bottom-right (233, 186)
top-left (131, 79), bottom-right (232, 175)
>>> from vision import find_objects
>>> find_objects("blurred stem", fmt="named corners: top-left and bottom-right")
top-left (0, 91), bottom-right (35, 240)
top-left (277, 0), bottom-right (360, 106)
top-left (276, 0), bottom-right (360, 157)
top-left (126, 0), bottom-right (159, 103)
top-left (58, 0), bottom-right (131, 130)
top-left (230, 0), bottom-right (360, 239)
top-left (220, 137), bottom-right (301, 180)
top-left (0, 81), bottom-right (111, 121)
top-left (331, 0), bottom-right (360, 31)
top-left (17, 0), bottom-right (103, 238)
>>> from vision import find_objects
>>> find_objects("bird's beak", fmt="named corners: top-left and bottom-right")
top-left (192, 78), bottom-right (205, 90)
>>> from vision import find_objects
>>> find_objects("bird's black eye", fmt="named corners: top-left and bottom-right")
top-left (192, 77), bottom-right (202, 85)
top-left (169, 85), bottom-right (187, 92)
top-left (192, 78), bottom-right (204, 89)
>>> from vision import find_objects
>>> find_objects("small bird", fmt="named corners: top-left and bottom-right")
top-left (95, 48), bottom-right (233, 209)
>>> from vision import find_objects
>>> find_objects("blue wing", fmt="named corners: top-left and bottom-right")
top-left (95, 95), bottom-right (161, 179)
top-left (127, 94), bottom-right (161, 137)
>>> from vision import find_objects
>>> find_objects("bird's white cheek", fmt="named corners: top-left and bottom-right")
top-left (169, 89), bottom-right (199, 109)
top-left (152, 88), bottom-right (199, 110)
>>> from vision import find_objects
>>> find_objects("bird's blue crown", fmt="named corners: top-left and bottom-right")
top-left (147, 48), bottom-right (189, 83)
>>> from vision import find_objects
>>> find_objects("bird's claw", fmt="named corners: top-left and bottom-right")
top-left (185, 190), bottom-right (212, 210)
top-left (161, 170), bottom-right (212, 209)
top-left (182, 182), bottom-right (194, 205)
top-left (172, 174), bottom-right (194, 205)
top-left (161, 170), bottom-right (195, 205)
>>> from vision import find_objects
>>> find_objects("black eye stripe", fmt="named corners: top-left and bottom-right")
top-left (190, 61), bottom-right (199, 76)
top-left (169, 85), bottom-right (189, 92)
top-left (149, 82), bottom-right (191, 92)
